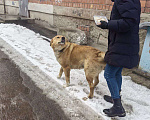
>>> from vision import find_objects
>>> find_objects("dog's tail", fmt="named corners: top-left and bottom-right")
top-left (97, 52), bottom-right (106, 67)
top-left (94, 51), bottom-right (106, 65)
top-left (98, 52), bottom-right (105, 59)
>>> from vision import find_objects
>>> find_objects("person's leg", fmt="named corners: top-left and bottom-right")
top-left (104, 66), bottom-right (123, 103)
top-left (104, 64), bottom-right (121, 99)
top-left (116, 67), bottom-right (123, 92)
top-left (104, 64), bottom-right (126, 117)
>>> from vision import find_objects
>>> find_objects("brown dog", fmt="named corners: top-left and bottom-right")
top-left (50, 35), bottom-right (106, 99)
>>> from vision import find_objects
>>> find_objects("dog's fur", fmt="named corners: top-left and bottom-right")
top-left (50, 35), bottom-right (106, 99)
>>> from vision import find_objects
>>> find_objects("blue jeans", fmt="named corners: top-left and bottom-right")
top-left (104, 64), bottom-right (123, 99)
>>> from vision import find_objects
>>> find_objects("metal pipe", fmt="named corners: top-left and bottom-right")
top-left (3, 0), bottom-right (6, 14)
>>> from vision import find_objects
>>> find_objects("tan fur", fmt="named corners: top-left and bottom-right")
top-left (50, 35), bottom-right (106, 99)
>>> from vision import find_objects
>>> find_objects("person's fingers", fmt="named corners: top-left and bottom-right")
top-left (96, 20), bottom-right (101, 25)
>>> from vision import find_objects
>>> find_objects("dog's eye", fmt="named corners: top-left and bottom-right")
top-left (57, 37), bottom-right (60, 39)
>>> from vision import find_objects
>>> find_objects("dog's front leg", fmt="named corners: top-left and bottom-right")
top-left (57, 67), bottom-right (63, 79)
top-left (63, 67), bottom-right (70, 88)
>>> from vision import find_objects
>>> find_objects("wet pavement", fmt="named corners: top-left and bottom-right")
top-left (0, 50), bottom-right (69, 120)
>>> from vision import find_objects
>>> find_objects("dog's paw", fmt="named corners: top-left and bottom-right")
top-left (63, 84), bottom-right (69, 88)
top-left (88, 95), bottom-right (93, 99)
top-left (57, 76), bottom-right (61, 79)
top-left (82, 97), bottom-right (88, 101)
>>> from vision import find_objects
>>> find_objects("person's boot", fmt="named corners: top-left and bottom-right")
top-left (103, 98), bottom-right (126, 117)
top-left (104, 95), bottom-right (113, 103)
top-left (104, 91), bottom-right (121, 104)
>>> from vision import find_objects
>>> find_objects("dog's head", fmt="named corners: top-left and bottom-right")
top-left (50, 35), bottom-right (68, 52)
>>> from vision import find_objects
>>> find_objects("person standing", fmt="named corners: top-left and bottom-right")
top-left (96, 0), bottom-right (141, 117)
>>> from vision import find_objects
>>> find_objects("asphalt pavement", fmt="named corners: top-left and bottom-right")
top-left (0, 50), bottom-right (70, 120)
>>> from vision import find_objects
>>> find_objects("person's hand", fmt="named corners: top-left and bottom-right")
top-left (97, 21), bottom-right (108, 29)
top-left (96, 20), bottom-right (101, 26)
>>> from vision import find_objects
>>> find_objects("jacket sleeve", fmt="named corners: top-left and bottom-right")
top-left (108, 0), bottom-right (140, 32)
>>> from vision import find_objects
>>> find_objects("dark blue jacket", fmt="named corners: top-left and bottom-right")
top-left (104, 0), bottom-right (141, 69)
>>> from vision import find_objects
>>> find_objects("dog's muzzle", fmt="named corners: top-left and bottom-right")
top-left (58, 37), bottom-right (65, 44)
top-left (61, 37), bottom-right (65, 43)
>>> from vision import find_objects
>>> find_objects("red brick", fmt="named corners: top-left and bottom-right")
top-left (93, 0), bottom-right (99, 4)
top-left (105, 5), bottom-right (110, 10)
top-left (146, 1), bottom-right (150, 8)
top-left (47, 1), bottom-right (53, 5)
top-left (28, 0), bottom-right (149, 13)
top-left (141, 1), bottom-right (146, 8)
top-left (145, 8), bottom-right (150, 13)
top-left (109, 5), bottom-right (113, 11)
top-left (69, 3), bottom-right (73, 7)
top-left (102, 5), bottom-right (106, 10)
top-left (84, 4), bottom-right (88, 9)
top-left (99, 0), bottom-right (105, 4)
top-left (141, 7), bottom-right (145, 13)
top-left (98, 4), bottom-right (103, 10)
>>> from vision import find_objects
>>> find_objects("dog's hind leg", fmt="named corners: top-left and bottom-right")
top-left (57, 67), bottom-right (63, 79)
top-left (93, 75), bottom-right (99, 88)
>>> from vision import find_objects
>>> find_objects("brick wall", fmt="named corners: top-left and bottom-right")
top-left (9, 0), bottom-right (150, 13)
top-left (26, 0), bottom-right (150, 13)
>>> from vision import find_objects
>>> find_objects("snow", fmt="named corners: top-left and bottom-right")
top-left (0, 23), bottom-right (150, 120)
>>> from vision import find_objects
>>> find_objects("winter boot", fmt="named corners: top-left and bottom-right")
top-left (104, 91), bottom-right (121, 104)
top-left (103, 98), bottom-right (126, 117)
top-left (104, 95), bottom-right (113, 103)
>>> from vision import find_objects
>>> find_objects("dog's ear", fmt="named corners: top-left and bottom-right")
top-left (65, 37), bottom-right (69, 42)
top-left (50, 39), bottom-right (53, 46)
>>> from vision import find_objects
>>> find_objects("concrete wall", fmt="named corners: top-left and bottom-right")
top-left (0, 0), bottom-right (150, 53)
top-left (29, 3), bottom-right (53, 25)
top-left (0, 0), bottom-right (4, 14)
top-left (3, 0), bottom-right (19, 15)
